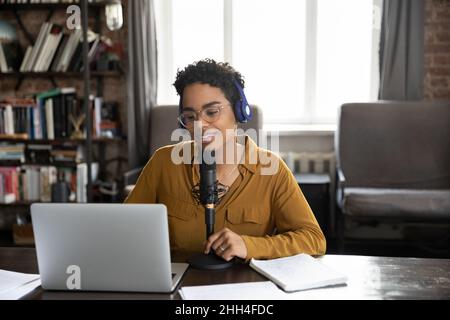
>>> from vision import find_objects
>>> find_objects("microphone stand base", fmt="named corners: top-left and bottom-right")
top-left (188, 253), bottom-right (234, 270)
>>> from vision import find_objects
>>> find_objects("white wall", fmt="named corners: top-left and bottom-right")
top-left (267, 131), bottom-right (335, 154)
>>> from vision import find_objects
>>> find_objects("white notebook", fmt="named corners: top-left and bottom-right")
top-left (249, 253), bottom-right (348, 292)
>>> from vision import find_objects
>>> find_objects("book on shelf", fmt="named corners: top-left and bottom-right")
top-left (53, 29), bottom-right (82, 72)
top-left (76, 162), bottom-right (98, 203)
top-left (1, 142), bottom-right (83, 164)
top-left (0, 44), bottom-right (7, 72)
top-left (0, 162), bottom-right (98, 204)
top-left (0, 167), bottom-right (19, 203)
top-left (0, 143), bottom-right (25, 162)
top-left (24, 22), bottom-right (50, 72)
top-left (0, 88), bottom-right (75, 140)
top-left (1, 140), bottom-right (83, 165)
top-left (0, 98), bottom-right (35, 139)
top-left (38, 165), bottom-right (57, 202)
top-left (0, 135), bottom-right (99, 204)
top-left (93, 96), bottom-right (102, 138)
top-left (1, 7), bottom-right (124, 73)
top-left (1, 89), bottom-right (121, 140)
top-left (19, 46), bottom-right (32, 72)
top-left (78, 95), bottom-right (122, 139)
top-left (49, 33), bottom-right (68, 71)
top-left (44, 96), bottom-right (55, 139)
top-left (50, 144), bottom-right (82, 162)
top-left (12, 19), bottom-right (120, 73)
top-left (0, 44), bottom-right (10, 73)
top-left (19, 165), bottom-right (62, 202)
top-left (34, 23), bottom-right (64, 72)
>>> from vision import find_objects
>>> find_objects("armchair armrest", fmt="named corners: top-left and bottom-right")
top-left (121, 166), bottom-right (144, 201)
top-left (335, 168), bottom-right (347, 210)
top-left (337, 169), bottom-right (346, 187)
top-left (123, 166), bottom-right (144, 187)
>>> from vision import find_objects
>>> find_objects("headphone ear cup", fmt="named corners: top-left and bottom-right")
top-left (234, 100), bottom-right (244, 123)
top-left (232, 79), bottom-right (252, 123)
top-left (242, 104), bottom-right (250, 122)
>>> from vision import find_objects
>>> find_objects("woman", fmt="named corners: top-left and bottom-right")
top-left (125, 59), bottom-right (326, 262)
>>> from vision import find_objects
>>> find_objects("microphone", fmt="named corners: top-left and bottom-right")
top-left (188, 151), bottom-right (234, 270)
top-left (199, 159), bottom-right (218, 239)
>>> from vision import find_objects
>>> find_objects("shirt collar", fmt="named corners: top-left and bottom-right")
top-left (182, 135), bottom-right (258, 175)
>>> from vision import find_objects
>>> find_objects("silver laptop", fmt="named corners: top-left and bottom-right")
top-left (31, 203), bottom-right (188, 293)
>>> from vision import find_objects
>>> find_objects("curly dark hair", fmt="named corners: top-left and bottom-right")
top-left (173, 58), bottom-right (245, 112)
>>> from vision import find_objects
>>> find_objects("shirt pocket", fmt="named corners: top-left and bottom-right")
top-left (225, 205), bottom-right (270, 236)
top-left (158, 194), bottom-right (201, 251)
top-left (159, 194), bottom-right (197, 221)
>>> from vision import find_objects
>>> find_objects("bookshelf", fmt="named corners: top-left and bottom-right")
top-left (0, 1), bottom-right (127, 246)
top-left (0, 160), bottom-right (78, 167)
top-left (0, 70), bottom-right (122, 91)
top-left (0, 1), bottom-right (123, 90)
top-left (0, 94), bottom-right (126, 204)
top-left (0, 3), bottom-right (107, 11)
top-left (0, 137), bottom-right (124, 144)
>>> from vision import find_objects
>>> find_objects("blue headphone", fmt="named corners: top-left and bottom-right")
top-left (178, 79), bottom-right (252, 124)
top-left (232, 79), bottom-right (252, 123)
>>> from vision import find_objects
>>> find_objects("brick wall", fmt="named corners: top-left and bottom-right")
top-left (0, 1), bottom-right (129, 180)
top-left (424, 0), bottom-right (450, 99)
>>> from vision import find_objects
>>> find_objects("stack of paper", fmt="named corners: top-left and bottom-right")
top-left (179, 280), bottom-right (368, 300)
top-left (179, 281), bottom-right (283, 300)
top-left (179, 254), bottom-right (349, 300)
top-left (0, 269), bottom-right (41, 300)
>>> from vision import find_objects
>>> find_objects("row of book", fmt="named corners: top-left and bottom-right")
top-left (0, 144), bottom-right (25, 162)
top-left (0, 88), bottom-right (121, 140)
top-left (0, 163), bottom-right (97, 204)
top-left (19, 23), bottom-right (110, 73)
top-left (0, 143), bottom-right (83, 164)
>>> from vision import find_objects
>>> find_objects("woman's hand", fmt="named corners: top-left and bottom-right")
top-left (204, 228), bottom-right (248, 261)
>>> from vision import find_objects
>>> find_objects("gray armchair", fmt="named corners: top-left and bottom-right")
top-left (335, 101), bottom-right (450, 250)
top-left (123, 105), bottom-right (263, 198)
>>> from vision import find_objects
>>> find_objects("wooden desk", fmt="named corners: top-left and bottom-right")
top-left (1, 247), bottom-right (449, 300)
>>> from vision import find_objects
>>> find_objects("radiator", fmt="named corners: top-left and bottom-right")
top-left (279, 151), bottom-right (337, 237)
top-left (279, 151), bottom-right (336, 178)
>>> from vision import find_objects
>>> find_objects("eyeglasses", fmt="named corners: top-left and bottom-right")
top-left (178, 105), bottom-right (228, 128)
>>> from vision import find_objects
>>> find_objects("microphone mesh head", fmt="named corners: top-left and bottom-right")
top-left (199, 161), bottom-right (218, 205)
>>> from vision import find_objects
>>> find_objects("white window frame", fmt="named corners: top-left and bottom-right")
top-left (304, 0), bottom-right (318, 125)
top-left (156, 0), bottom-right (382, 128)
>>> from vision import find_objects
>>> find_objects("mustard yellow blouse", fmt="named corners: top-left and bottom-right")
top-left (124, 136), bottom-right (326, 261)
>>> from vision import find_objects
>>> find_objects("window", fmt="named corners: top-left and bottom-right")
top-left (314, 0), bottom-right (380, 123)
top-left (231, 0), bottom-right (307, 124)
top-left (154, 0), bottom-right (224, 104)
top-left (154, 0), bottom-right (382, 126)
